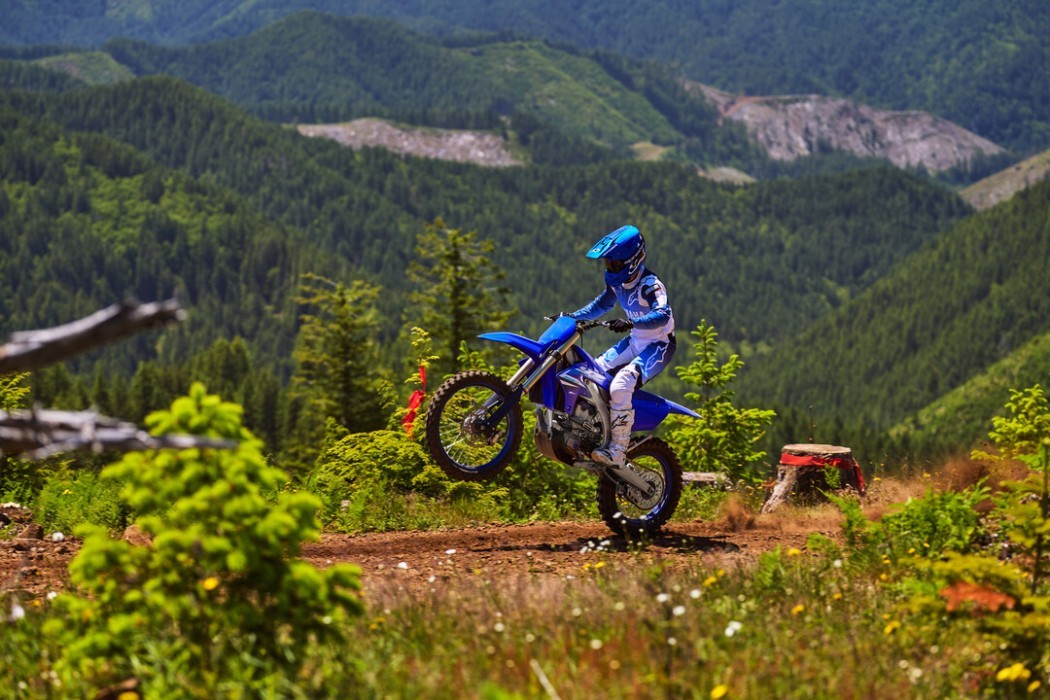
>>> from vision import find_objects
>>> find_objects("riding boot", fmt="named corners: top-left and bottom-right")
top-left (591, 408), bottom-right (634, 467)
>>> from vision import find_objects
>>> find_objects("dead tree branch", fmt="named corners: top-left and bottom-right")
top-left (0, 298), bottom-right (238, 459)
top-left (0, 409), bottom-right (237, 460)
top-left (0, 298), bottom-right (185, 375)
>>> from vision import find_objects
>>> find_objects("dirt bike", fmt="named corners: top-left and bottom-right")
top-left (424, 315), bottom-right (699, 536)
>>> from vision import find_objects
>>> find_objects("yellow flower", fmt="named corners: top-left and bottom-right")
top-left (883, 621), bottom-right (901, 635)
top-left (703, 576), bottom-right (718, 587)
top-left (791, 604), bottom-right (805, 616)
top-left (711, 684), bottom-right (729, 699)
top-left (996, 663), bottom-right (1031, 683)
top-left (832, 592), bottom-right (843, 601)
top-left (907, 548), bottom-right (916, 555)
top-left (117, 692), bottom-right (140, 700)
top-left (202, 577), bottom-right (220, 591)
top-left (594, 561), bottom-right (606, 569)
top-left (879, 573), bottom-right (889, 581)
top-left (1028, 680), bottom-right (1042, 693)
top-left (787, 548), bottom-right (801, 557)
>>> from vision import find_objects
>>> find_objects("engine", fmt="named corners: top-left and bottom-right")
top-left (534, 400), bottom-right (604, 464)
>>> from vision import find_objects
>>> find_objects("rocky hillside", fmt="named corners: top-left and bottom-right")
top-left (296, 119), bottom-right (523, 167)
top-left (690, 82), bottom-right (1003, 173)
top-left (961, 148), bottom-right (1050, 210)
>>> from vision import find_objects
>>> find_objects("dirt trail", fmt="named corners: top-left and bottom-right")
top-left (2, 514), bottom-right (833, 601)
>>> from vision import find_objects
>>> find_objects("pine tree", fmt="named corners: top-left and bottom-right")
top-left (404, 218), bottom-right (516, 378)
top-left (288, 274), bottom-right (389, 461)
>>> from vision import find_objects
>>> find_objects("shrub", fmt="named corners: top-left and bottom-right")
top-left (33, 467), bottom-right (126, 535)
top-left (44, 383), bottom-right (363, 697)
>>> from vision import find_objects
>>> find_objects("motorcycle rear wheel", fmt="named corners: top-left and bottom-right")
top-left (424, 370), bottom-right (523, 481)
top-left (596, 437), bottom-right (683, 537)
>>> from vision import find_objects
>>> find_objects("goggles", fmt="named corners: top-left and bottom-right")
top-left (604, 258), bottom-right (627, 273)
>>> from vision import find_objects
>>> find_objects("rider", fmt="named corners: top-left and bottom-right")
top-left (567, 225), bottom-right (676, 468)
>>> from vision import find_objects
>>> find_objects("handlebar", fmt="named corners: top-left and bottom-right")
top-left (542, 315), bottom-right (609, 332)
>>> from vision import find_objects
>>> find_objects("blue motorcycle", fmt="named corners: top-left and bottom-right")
top-left (424, 315), bottom-right (700, 536)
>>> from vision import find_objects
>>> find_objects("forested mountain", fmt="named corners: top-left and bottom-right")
top-left (0, 103), bottom-right (340, 375)
top-left (737, 179), bottom-right (1050, 439)
top-left (2, 0), bottom-right (1046, 156)
top-left (0, 77), bottom-right (970, 376)
top-left (89, 13), bottom-right (758, 169)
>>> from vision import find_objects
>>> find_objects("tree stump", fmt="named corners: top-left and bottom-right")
top-left (761, 443), bottom-right (865, 514)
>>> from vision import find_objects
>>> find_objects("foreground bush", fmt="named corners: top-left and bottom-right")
top-left (41, 384), bottom-right (364, 697)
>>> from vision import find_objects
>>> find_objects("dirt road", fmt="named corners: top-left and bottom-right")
top-left (2, 509), bottom-right (834, 602)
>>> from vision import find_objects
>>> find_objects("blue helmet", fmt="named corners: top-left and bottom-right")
top-left (587, 225), bottom-right (646, 286)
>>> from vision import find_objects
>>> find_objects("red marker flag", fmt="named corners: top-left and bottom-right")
top-left (403, 364), bottom-right (427, 434)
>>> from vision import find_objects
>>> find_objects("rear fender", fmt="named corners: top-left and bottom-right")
top-left (632, 391), bottom-right (699, 431)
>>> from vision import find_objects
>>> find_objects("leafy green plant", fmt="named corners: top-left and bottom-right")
top-left (44, 383), bottom-right (363, 697)
top-left (33, 467), bottom-right (126, 534)
top-left (975, 385), bottom-right (1050, 592)
top-left (666, 321), bottom-right (776, 482)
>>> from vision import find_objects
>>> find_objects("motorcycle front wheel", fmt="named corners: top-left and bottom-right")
top-left (596, 437), bottom-right (683, 537)
top-left (424, 370), bottom-right (523, 481)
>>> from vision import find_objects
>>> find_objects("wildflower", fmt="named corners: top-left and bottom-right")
top-left (590, 639), bottom-right (603, 650)
top-left (787, 548), bottom-right (801, 557)
top-left (46, 591), bottom-right (58, 601)
top-left (996, 663), bottom-right (1031, 682)
top-left (609, 660), bottom-right (621, 670)
top-left (832, 559), bottom-right (843, 569)
top-left (10, 601), bottom-right (25, 621)
top-left (690, 589), bottom-right (702, 599)
top-left (656, 593), bottom-right (670, 603)
top-left (493, 622), bottom-right (506, 633)
top-left (202, 577), bottom-right (220, 591)
top-left (711, 684), bottom-right (729, 699)
top-left (907, 548), bottom-right (916, 555)
top-left (791, 604), bottom-right (805, 616)
top-left (724, 621), bottom-right (743, 637)
top-left (667, 637), bottom-right (677, 646)
top-left (594, 561), bottom-right (606, 569)
top-left (879, 573), bottom-right (889, 581)
top-left (50, 532), bottom-right (65, 542)
top-left (117, 692), bottom-right (140, 700)
top-left (572, 607), bottom-right (582, 617)
top-left (703, 576), bottom-right (718, 587)
top-left (884, 620), bottom-right (901, 635)
top-left (832, 592), bottom-right (843, 601)
top-left (614, 601), bottom-right (626, 611)
top-left (673, 605), bottom-right (686, 617)
top-left (1028, 680), bottom-right (1041, 693)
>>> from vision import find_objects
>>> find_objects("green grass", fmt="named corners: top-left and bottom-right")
top-left (34, 52), bottom-right (135, 85)
top-left (6, 538), bottom-right (1043, 698)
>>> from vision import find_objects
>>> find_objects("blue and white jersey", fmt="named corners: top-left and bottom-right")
top-left (570, 267), bottom-right (675, 343)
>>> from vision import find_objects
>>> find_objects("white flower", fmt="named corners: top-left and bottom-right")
top-left (493, 622), bottom-right (506, 633)
top-left (656, 593), bottom-right (670, 603)
top-left (832, 559), bottom-right (843, 569)
top-left (724, 620), bottom-right (743, 637)
top-left (590, 639), bottom-right (603, 650)
top-left (10, 602), bottom-right (25, 621)
top-left (690, 589), bottom-right (701, 599)
top-left (50, 532), bottom-right (64, 542)
top-left (46, 591), bottom-right (58, 601)
top-left (673, 605), bottom-right (686, 617)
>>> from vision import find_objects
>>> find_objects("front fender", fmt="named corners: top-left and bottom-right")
top-left (478, 332), bottom-right (560, 409)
